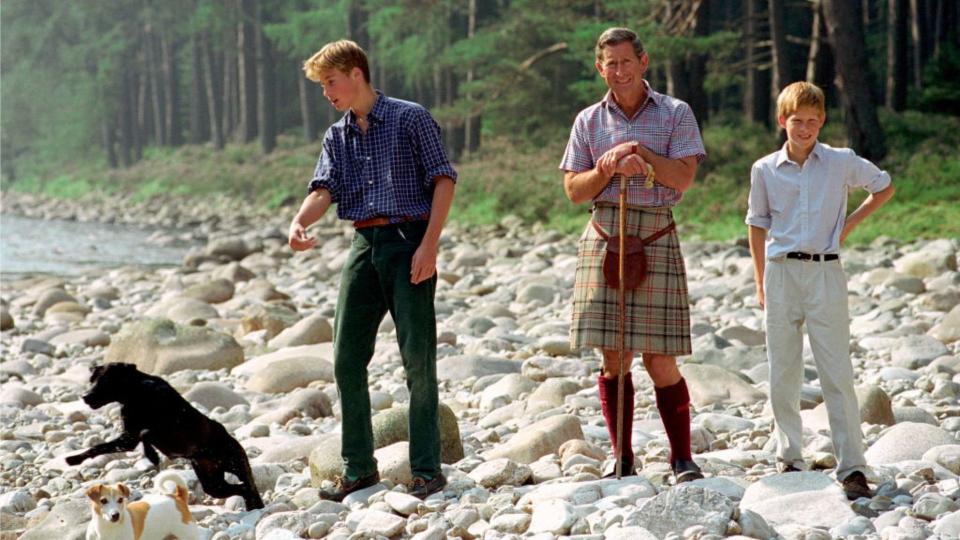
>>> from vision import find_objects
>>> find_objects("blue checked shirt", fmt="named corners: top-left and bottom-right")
top-left (746, 141), bottom-right (892, 259)
top-left (308, 91), bottom-right (458, 221)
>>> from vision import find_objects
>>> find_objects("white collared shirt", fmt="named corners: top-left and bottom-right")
top-left (746, 141), bottom-right (891, 259)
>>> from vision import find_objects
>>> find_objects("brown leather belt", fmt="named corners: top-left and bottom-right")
top-left (354, 213), bottom-right (430, 229)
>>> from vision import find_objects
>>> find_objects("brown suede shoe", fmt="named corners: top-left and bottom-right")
top-left (410, 473), bottom-right (446, 499)
top-left (318, 471), bottom-right (380, 502)
top-left (841, 471), bottom-right (872, 500)
top-left (778, 462), bottom-right (803, 473)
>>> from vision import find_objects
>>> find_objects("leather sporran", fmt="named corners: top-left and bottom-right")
top-left (592, 219), bottom-right (675, 290)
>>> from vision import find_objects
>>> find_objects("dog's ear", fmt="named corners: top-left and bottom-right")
top-left (90, 364), bottom-right (106, 382)
top-left (118, 483), bottom-right (131, 498)
top-left (86, 484), bottom-right (103, 502)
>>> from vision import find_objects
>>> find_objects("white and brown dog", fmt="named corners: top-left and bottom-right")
top-left (85, 470), bottom-right (201, 540)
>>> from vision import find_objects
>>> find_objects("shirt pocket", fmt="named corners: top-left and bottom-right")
top-left (768, 180), bottom-right (801, 214)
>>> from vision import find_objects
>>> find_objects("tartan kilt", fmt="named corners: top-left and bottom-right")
top-left (571, 203), bottom-right (692, 355)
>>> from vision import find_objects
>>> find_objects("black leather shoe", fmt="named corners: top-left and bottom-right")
top-left (410, 473), bottom-right (446, 499)
top-left (672, 459), bottom-right (704, 483)
top-left (841, 471), bottom-right (872, 500)
top-left (318, 471), bottom-right (380, 502)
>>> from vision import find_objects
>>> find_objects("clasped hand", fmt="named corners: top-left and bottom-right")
top-left (596, 142), bottom-right (649, 182)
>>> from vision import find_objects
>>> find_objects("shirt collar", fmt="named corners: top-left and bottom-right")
top-left (347, 90), bottom-right (386, 131)
top-left (776, 140), bottom-right (823, 167)
top-left (601, 80), bottom-right (659, 119)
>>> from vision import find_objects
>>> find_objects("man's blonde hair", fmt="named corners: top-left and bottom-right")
top-left (303, 40), bottom-right (370, 83)
top-left (777, 81), bottom-right (826, 119)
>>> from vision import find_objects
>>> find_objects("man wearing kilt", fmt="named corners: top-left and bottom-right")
top-left (560, 27), bottom-right (706, 482)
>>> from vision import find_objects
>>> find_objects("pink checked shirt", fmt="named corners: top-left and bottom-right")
top-left (559, 82), bottom-right (706, 206)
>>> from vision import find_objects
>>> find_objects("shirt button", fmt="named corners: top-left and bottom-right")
top-left (368, 180), bottom-right (373, 185)
top-left (369, 202), bottom-right (373, 207)
top-left (366, 156), bottom-right (372, 161)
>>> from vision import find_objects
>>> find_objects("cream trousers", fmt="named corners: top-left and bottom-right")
top-left (764, 257), bottom-right (867, 480)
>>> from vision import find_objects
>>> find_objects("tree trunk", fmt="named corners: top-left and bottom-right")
top-left (136, 70), bottom-right (147, 158)
top-left (887, 0), bottom-right (908, 110)
top-left (161, 34), bottom-right (182, 146)
top-left (744, 0), bottom-right (771, 124)
top-left (238, 0), bottom-right (258, 143)
top-left (189, 35), bottom-right (209, 144)
top-left (202, 31), bottom-right (225, 150)
top-left (255, 0), bottom-right (276, 154)
top-left (118, 67), bottom-right (134, 167)
top-left (102, 117), bottom-right (118, 169)
top-left (223, 46), bottom-right (237, 140)
top-left (146, 31), bottom-right (166, 145)
top-left (299, 76), bottom-right (319, 142)
top-left (686, 0), bottom-right (710, 124)
top-left (464, 3), bottom-right (481, 153)
top-left (909, 0), bottom-right (926, 89)
top-left (822, 0), bottom-right (887, 160)
top-left (769, 0), bottom-right (791, 99)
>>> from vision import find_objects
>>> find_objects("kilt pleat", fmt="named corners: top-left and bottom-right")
top-left (571, 204), bottom-right (692, 355)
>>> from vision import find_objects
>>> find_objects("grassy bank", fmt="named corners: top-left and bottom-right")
top-left (5, 110), bottom-right (959, 244)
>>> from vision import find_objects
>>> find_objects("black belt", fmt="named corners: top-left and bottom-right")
top-left (786, 251), bottom-right (839, 262)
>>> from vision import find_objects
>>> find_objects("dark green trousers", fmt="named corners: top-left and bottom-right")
top-left (333, 220), bottom-right (440, 480)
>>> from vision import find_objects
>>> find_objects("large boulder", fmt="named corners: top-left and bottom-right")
top-left (483, 414), bottom-right (583, 464)
top-left (680, 363), bottom-right (766, 407)
top-left (184, 382), bottom-right (249, 411)
top-left (371, 404), bottom-right (464, 464)
top-left (104, 318), bottom-right (244, 375)
top-left (268, 314), bottom-right (333, 348)
top-left (436, 355), bottom-right (521, 381)
top-left (929, 305), bottom-right (960, 344)
top-left (18, 499), bottom-right (88, 540)
top-left (855, 385), bottom-right (895, 426)
top-left (865, 422), bottom-right (958, 465)
top-left (31, 288), bottom-right (77, 317)
top-left (626, 484), bottom-right (735, 538)
top-left (245, 356), bottom-right (333, 394)
top-left (145, 296), bottom-right (220, 326)
top-left (237, 303), bottom-right (300, 340)
top-left (740, 472), bottom-right (856, 531)
top-left (894, 244), bottom-right (957, 278)
top-left (181, 278), bottom-right (235, 304)
top-left (233, 343), bottom-right (333, 377)
top-left (0, 306), bottom-right (14, 330)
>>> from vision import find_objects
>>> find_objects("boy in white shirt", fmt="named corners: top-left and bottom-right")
top-left (746, 82), bottom-right (895, 500)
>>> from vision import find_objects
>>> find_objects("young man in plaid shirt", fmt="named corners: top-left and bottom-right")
top-left (288, 40), bottom-right (456, 501)
top-left (560, 27), bottom-right (706, 482)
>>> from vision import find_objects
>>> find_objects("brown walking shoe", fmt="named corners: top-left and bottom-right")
top-left (841, 471), bottom-right (872, 500)
top-left (410, 473), bottom-right (446, 499)
top-left (318, 471), bottom-right (380, 502)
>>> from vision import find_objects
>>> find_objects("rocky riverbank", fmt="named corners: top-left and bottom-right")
top-left (1, 190), bottom-right (959, 539)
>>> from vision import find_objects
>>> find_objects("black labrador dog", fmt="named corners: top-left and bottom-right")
top-left (65, 363), bottom-right (264, 510)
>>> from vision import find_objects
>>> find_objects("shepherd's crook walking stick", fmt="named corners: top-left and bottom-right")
top-left (614, 168), bottom-right (628, 480)
top-left (615, 154), bottom-right (655, 480)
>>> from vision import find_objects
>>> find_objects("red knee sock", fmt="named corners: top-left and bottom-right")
top-left (598, 372), bottom-right (634, 467)
top-left (655, 377), bottom-right (692, 462)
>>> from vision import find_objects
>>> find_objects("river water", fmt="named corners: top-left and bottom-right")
top-left (0, 214), bottom-right (192, 278)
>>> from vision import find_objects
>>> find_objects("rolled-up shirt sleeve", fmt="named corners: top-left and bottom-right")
top-left (844, 149), bottom-right (891, 193)
top-left (408, 107), bottom-right (458, 188)
top-left (307, 130), bottom-right (341, 202)
top-left (745, 163), bottom-right (772, 229)
top-left (667, 102), bottom-right (707, 163)
top-left (559, 113), bottom-right (594, 173)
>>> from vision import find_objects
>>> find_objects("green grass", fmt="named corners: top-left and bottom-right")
top-left (4, 111), bottom-right (959, 244)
